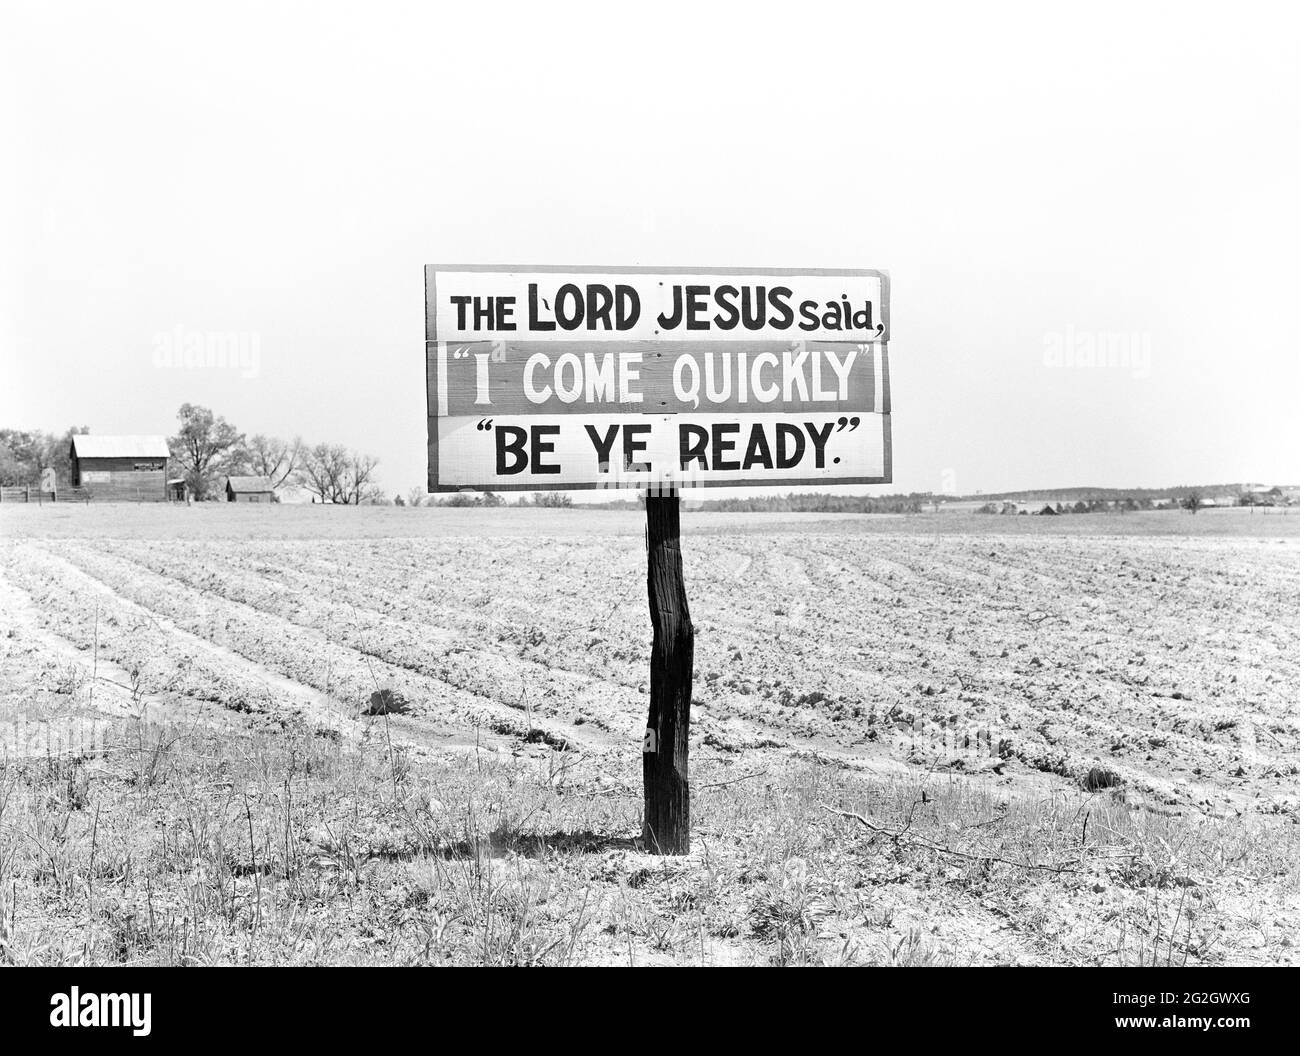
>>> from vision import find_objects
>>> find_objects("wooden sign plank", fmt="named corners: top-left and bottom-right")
top-left (427, 266), bottom-right (889, 343)
top-left (426, 266), bottom-right (892, 493)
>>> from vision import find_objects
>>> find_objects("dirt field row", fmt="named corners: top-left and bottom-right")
top-left (1, 505), bottom-right (1297, 964)
top-left (4, 507), bottom-right (1297, 813)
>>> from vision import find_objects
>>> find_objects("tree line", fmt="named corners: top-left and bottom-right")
top-left (687, 493), bottom-right (928, 514)
top-left (0, 426), bottom-right (88, 487)
top-left (168, 403), bottom-right (383, 502)
top-left (0, 404), bottom-right (383, 503)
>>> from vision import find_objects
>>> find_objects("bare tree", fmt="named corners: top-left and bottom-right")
top-left (245, 434), bottom-right (302, 490)
top-left (342, 452), bottom-right (381, 505)
top-left (406, 486), bottom-right (426, 507)
top-left (1184, 490), bottom-right (1203, 515)
top-left (296, 443), bottom-right (350, 503)
top-left (296, 445), bottom-right (381, 504)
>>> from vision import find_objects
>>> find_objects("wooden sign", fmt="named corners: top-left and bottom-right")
top-left (423, 264), bottom-right (894, 857)
top-left (426, 266), bottom-right (891, 492)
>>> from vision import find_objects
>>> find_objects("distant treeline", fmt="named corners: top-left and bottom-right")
top-left (428, 487), bottom-right (1293, 514)
top-left (422, 492), bottom-right (926, 512)
top-left (578, 493), bottom-right (932, 513)
top-left (978, 498), bottom-right (1166, 515)
top-left (424, 491), bottom-right (572, 508)
top-left (684, 493), bottom-right (928, 513)
top-left (959, 483), bottom-right (1292, 503)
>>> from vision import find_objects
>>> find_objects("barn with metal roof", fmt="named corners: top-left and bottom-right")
top-left (69, 435), bottom-right (171, 501)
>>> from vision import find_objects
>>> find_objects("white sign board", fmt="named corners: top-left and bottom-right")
top-left (426, 265), bottom-right (891, 492)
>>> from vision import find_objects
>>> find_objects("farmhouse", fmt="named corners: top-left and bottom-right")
top-left (69, 435), bottom-right (170, 501)
top-left (225, 475), bottom-right (275, 502)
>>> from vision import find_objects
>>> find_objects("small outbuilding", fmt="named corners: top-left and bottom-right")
top-left (225, 475), bottom-right (275, 503)
top-left (69, 435), bottom-right (171, 501)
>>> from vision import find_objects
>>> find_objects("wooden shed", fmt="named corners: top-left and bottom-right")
top-left (225, 475), bottom-right (275, 502)
top-left (69, 435), bottom-right (171, 501)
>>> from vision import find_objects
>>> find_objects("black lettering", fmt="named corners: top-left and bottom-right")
top-left (623, 423), bottom-right (651, 470)
top-left (498, 296), bottom-right (516, 330)
top-left (496, 426), bottom-right (528, 474)
top-left (686, 285), bottom-right (710, 330)
top-left (713, 285), bottom-right (740, 330)
top-left (451, 295), bottom-right (471, 329)
top-left (742, 425), bottom-right (773, 470)
top-left (679, 424), bottom-right (709, 469)
top-left (587, 284), bottom-right (614, 330)
top-left (768, 287), bottom-right (793, 330)
top-left (532, 425), bottom-right (561, 474)
top-left (615, 285), bottom-right (641, 329)
top-left (804, 421), bottom-right (834, 468)
top-left (776, 423), bottom-right (805, 468)
top-left (741, 286), bottom-right (766, 330)
top-left (798, 300), bottom-right (819, 331)
top-left (528, 284), bottom-right (555, 331)
top-left (657, 285), bottom-right (684, 330)
top-left (712, 422), bottom-right (741, 472)
top-left (555, 284), bottom-right (584, 331)
top-left (585, 423), bottom-right (619, 471)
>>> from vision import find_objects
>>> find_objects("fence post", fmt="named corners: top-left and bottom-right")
top-left (643, 490), bottom-right (693, 855)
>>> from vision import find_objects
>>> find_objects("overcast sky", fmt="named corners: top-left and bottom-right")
top-left (2, 1), bottom-right (1297, 497)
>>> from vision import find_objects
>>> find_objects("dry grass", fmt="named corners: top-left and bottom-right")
top-left (2, 714), bottom-right (1295, 966)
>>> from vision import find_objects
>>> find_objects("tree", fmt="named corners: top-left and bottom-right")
top-left (45, 426), bottom-right (88, 486)
top-left (296, 443), bottom-right (349, 503)
top-left (0, 429), bottom-right (45, 484)
top-left (244, 434), bottom-right (302, 490)
top-left (0, 426), bottom-right (89, 486)
top-left (296, 445), bottom-right (381, 504)
top-left (406, 486), bottom-right (426, 508)
top-left (0, 439), bottom-right (25, 486)
top-left (1184, 491), bottom-right (1203, 515)
top-left (169, 403), bottom-right (245, 500)
top-left (342, 452), bottom-right (381, 505)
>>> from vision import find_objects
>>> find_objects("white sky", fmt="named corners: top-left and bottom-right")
top-left (2, 0), bottom-right (1297, 497)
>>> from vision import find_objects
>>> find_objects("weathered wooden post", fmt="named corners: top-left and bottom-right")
top-left (643, 490), bottom-right (693, 854)
top-left (425, 265), bottom-right (890, 858)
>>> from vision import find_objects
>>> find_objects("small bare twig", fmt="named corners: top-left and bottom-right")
top-left (698, 768), bottom-right (768, 791)
top-left (821, 803), bottom-right (1079, 874)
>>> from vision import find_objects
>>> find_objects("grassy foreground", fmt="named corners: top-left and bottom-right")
top-left (3, 714), bottom-right (1295, 966)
